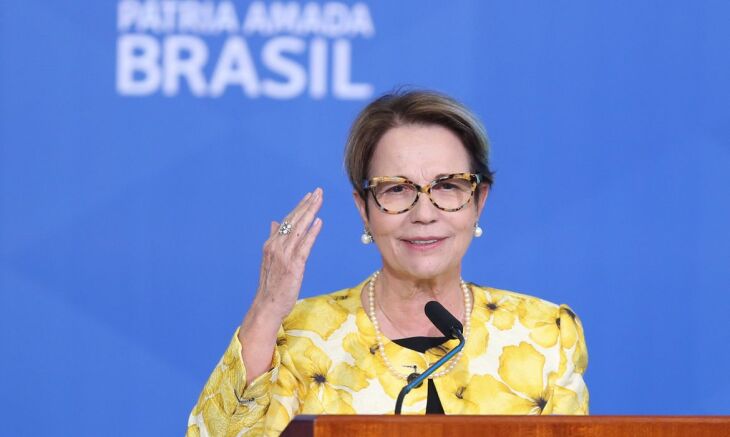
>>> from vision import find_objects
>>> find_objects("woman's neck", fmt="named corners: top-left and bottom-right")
top-left (367, 266), bottom-right (466, 339)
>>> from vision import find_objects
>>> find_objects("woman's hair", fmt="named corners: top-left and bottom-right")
top-left (344, 89), bottom-right (494, 204)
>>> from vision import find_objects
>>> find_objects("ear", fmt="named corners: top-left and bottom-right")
top-left (353, 190), bottom-right (369, 226)
top-left (476, 183), bottom-right (490, 217)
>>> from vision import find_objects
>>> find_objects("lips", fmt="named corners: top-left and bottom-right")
top-left (405, 239), bottom-right (440, 245)
top-left (400, 236), bottom-right (447, 250)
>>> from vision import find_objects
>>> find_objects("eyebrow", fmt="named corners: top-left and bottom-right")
top-left (391, 173), bottom-right (452, 180)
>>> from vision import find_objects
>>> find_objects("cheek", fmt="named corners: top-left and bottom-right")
top-left (454, 209), bottom-right (478, 231)
top-left (450, 214), bottom-right (478, 246)
top-left (368, 214), bottom-right (403, 241)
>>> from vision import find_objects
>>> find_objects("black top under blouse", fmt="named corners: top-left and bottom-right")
top-left (392, 336), bottom-right (449, 414)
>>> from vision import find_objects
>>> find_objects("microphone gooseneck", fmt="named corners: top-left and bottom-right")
top-left (394, 301), bottom-right (465, 415)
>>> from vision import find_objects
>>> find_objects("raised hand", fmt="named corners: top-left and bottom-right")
top-left (238, 188), bottom-right (324, 383)
top-left (256, 188), bottom-right (324, 320)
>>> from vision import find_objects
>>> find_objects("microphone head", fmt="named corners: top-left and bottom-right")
top-left (424, 301), bottom-right (463, 339)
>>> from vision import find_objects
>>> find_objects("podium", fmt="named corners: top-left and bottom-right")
top-left (281, 415), bottom-right (730, 437)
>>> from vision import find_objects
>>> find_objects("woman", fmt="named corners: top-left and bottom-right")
top-left (187, 90), bottom-right (589, 437)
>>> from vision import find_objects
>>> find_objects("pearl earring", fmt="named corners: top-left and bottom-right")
top-left (361, 228), bottom-right (373, 244)
top-left (474, 222), bottom-right (483, 238)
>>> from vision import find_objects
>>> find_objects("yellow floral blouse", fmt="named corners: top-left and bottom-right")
top-left (187, 278), bottom-right (589, 436)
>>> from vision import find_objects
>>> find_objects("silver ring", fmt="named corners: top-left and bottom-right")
top-left (278, 221), bottom-right (293, 236)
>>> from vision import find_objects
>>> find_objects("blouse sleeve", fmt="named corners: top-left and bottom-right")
top-left (546, 304), bottom-right (590, 415)
top-left (186, 327), bottom-right (305, 436)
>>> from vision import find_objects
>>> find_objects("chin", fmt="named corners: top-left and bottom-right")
top-left (393, 259), bottom-right (454, 281)
top-left (381, 239), bottom-right (466, 280)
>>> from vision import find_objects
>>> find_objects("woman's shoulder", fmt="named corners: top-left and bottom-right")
top-left (468, 283), bottom-right (586, 361)
top-left (469, 283), bottom-right (560, 310)
top-left (468, 282), bottom-right (584, 336)
top-left (294, 278), bottom-right (367, 313)
top-left (281, 279), bottom-right (367, 339)
top-left (470, 282), bottom-right (578, 313)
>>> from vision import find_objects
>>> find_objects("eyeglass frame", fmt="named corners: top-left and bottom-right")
top-left (362, 172), bottom-right (483, 214)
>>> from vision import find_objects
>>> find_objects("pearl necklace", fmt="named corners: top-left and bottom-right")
top-left (367, 270), bottom-right (472, 381)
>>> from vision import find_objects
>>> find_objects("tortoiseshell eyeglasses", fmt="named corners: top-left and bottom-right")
top-left (362, 173), bottom-right (482, 214)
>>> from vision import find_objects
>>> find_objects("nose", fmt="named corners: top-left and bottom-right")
top-left (409, 192), bottom-right (439, 224)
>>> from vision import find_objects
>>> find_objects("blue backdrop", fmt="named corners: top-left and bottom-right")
top-left (1, 1), bottom-right (729, 435)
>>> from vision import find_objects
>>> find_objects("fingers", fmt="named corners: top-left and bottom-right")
top-left (295, 217), bottom-right (323, 263)
top-left (259, 221), bottom-right (280, 287)
top-left (291, 188), bottom-right (323, 239)
top-left (276, 188), bottom-right (323, 249)
top-left (266, 188), bottom-right (323, 252)
top-left (282, 190), bottom-right (314, 227)
top-left (265, 190), bottom-right (311, 244)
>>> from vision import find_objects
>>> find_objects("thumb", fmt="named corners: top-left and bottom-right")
top-left (270, 221), bottom-right (280, 237)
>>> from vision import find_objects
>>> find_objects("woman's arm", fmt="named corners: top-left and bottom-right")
top-left (187, 189), bottom-right (324, 435)
top-left (186, 327), bottom-right (304, 436)
top-left (240, 188), bottom-right (323, 383)
top-left (547, 304), bottom-right (589, 415)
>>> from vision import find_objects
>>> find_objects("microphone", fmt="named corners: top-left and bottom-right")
top-left (394, 301), bottom-right (465, 415)
top-left (425, 301), bottom-right (463, 339)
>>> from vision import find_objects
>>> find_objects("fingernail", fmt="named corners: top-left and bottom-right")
top-left (314, 217), bottom-right (322, 225)
top-left (304, 192), bottom-right (312, 200)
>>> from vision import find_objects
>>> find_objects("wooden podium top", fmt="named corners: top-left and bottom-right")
top-left (281, 415), bottom-right (730, 437)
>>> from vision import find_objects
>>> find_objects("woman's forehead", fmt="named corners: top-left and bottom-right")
top-left (369, 124), bottom-right (471, 180)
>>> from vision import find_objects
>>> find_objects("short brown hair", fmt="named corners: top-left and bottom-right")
top-left (344, 89), bottom-right (494, 203)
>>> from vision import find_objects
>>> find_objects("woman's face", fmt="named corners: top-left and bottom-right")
top-left (354, 123), bottom-right (488, 281)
